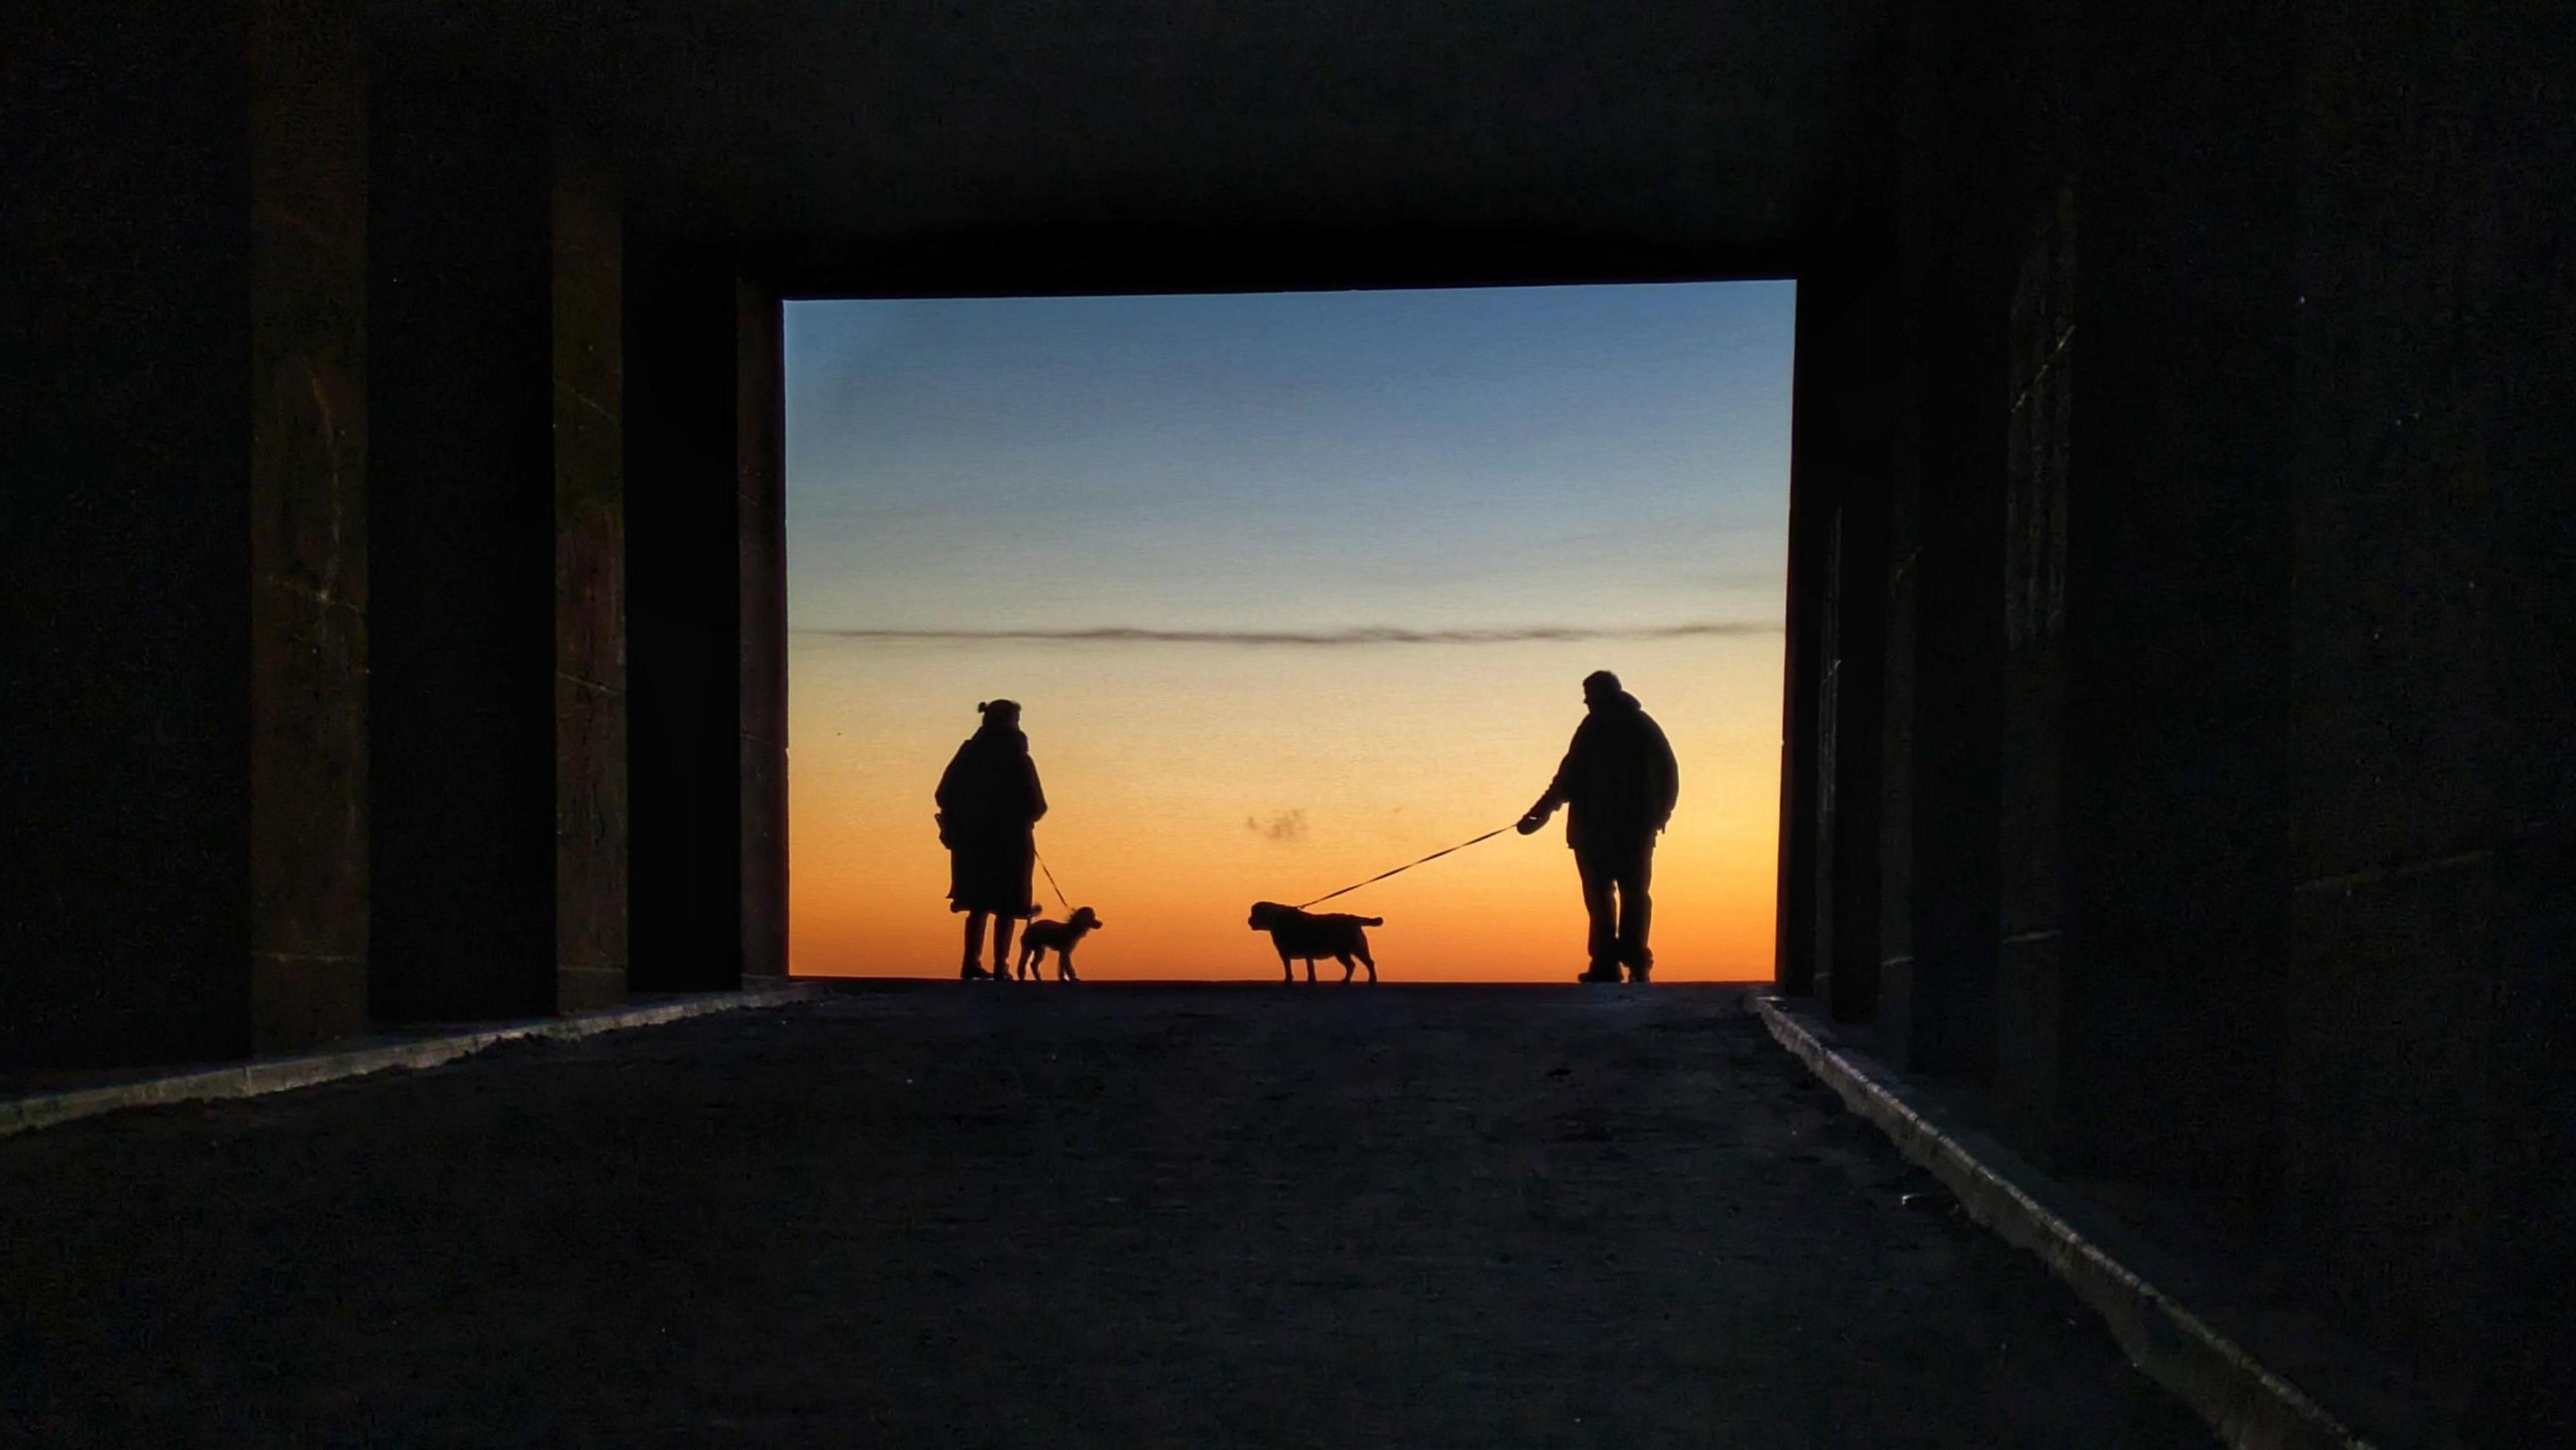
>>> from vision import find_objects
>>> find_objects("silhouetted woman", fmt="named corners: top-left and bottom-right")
top-left (935, 698), bottom-right (1048, 980)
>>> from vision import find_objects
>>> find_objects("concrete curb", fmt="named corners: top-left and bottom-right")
top-left (0, 983), bottom-right (830, 1139)
top-left (1748, 995), bottom-right (2370, 1450)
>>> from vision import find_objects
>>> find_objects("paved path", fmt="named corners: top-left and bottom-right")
top-left (3, 985), bottom-right (2210, 1447)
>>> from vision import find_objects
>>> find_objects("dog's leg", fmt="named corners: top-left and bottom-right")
top-left (1335, 952), bottom-right (1355, 982)
top-left (1357, 941), bottom-right (1377, 983)
top-left (1058, 947), bottom-right (1075, 982)
top-left (1304, 957), bottom-right (1318, 982)
top-left (1278, 949), bottom-right (1293, 982)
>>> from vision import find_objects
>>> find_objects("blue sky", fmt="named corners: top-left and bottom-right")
top-left (784, 281), bottom-right (1796, 639)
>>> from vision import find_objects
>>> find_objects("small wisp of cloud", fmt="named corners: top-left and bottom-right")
top-left (1246, 809), bottom-right (1309, 843)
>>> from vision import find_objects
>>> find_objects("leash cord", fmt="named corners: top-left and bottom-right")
top-left (1293, 823), bottom-right (1517, 911)
top-left (1034, 850), bottom-right (1074, 914)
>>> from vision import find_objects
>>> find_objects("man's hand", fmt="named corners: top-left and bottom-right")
top-left (1517, 805), bottom-right (1553, 835)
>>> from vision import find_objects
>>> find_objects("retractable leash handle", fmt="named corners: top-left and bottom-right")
top-left (1293, 823), bottom-right (1520, 911)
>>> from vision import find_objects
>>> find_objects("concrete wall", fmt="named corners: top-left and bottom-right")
top-left (370, 55), bottom-right (634, 1022)
top-left (627, 250), bottom-right (788, 991)
top-left (367, 55), bottom-right (559, 1022)
top-left (2053, 0), bottom-right (2296, 1200)
top-left (1779, 0), bottom-right (2576, 1437)
top-left (553, 144), bottom-right (631, 1012)
top-left (1877, 2), bottom-right (2020, 1080)
top-left (737, 283), bottom-right (789, 985)
top-left (248, 0), bottom-right (374, 1051)
top-left (0, 11), bottom-right (656, 1058)
top-left (3, 0), bottom-right (370, 1068)
top-left (2282, 1), bottom-right (2576, 1433)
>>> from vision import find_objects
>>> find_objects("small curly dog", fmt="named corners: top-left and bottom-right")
top-left (1247, 901), bottom-right (1381, 982)
top-left (1015, 907), bottom-right (1102, 980)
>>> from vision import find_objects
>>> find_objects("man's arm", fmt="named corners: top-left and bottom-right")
top-left (1518, 723), bottom-right (1587, 833)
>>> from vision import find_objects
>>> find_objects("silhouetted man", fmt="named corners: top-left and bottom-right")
top-left (1517, 670), bottom-right (1678, 983)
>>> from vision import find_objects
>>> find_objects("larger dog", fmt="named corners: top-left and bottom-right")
top-left (1247, 901), bottom-right (1381, 982)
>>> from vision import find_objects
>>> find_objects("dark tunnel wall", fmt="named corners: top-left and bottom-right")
top-left (625, 248), bottom-right (747, 993)
top-left (1, 3), bottom-right (256, 1070)
top-left (4, 0), bottom-right (373, 1069)
top-left (2055, 0), bottom-right (2298, 1203)
top-left (368, 52), bottom-right (635, 1022)
top-left (2280, 1), bottom-right (2576, 1432)
top-left (367, 54), bottom-right (559, 1023)
top-left (1772, 1), bottom-right (2576, 1440)
top-left (626, 248), bottom-right (787, 994)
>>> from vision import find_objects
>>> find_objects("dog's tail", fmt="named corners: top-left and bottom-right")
top-left (1355, 916), bottom-right (1383, 926)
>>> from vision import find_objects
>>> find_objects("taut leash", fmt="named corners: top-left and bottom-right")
top-left (1293, 823), bottom-right (1518, 911)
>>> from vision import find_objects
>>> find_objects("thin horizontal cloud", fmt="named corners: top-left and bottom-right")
top-left (792, 621), bottom-right (1782, 647)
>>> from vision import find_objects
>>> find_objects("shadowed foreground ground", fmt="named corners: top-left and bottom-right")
top-left (3, 985), bottom-right (2210, 1447)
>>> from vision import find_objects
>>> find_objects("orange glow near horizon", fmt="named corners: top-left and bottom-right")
top-left (789, 637), bottom-right (1782, 981)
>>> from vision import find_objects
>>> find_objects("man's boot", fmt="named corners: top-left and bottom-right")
top-left (960, 961), bottom-right (987, 981)
top-left (1576, 963), bottom-right (1622, 984)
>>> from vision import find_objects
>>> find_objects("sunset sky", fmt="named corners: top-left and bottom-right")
top-left (785, 281), bottom-right (1793, 981)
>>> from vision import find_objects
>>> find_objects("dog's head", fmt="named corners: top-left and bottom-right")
top-left (1067, 906), bottom-right (1101, 933)
top-left (1247, 901), bottom-right (1295, 930)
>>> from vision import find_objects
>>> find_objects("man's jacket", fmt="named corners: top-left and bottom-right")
top-left (1538, 691), bottom-right (1679, 852)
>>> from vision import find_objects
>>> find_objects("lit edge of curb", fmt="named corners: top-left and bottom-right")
top-left (1748, 994), bottom-right (2369, 1450)
top-left (0, 983), bottom-right (832, 1140)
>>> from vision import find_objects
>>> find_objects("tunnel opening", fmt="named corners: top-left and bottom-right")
top-left (772, 281), bottom-right (1796, 983)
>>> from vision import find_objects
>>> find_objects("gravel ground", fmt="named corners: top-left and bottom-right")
top-left (1, 983), bottom-right (2212, 1447)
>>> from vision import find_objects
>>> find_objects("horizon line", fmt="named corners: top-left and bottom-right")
top-left (792, 621), bottom-right (1784, 648)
